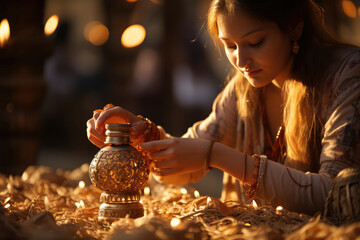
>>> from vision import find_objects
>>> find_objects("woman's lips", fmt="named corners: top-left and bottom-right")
top-left (244, 68), bottom-right (262, 77)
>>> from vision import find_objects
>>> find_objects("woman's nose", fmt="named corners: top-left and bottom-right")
top-left (235, 48), bottom-right (250, 69)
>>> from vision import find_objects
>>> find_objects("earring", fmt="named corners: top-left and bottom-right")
top-left (292, 41), bottom-right (300, 55)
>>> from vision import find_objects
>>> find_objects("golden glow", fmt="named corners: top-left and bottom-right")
top-left (4, 197), bottom-right (11, 204)
top-left (180, 188), bottom-right (187, 195)
top-left (206, 197), bottom-right (212, 205)
top-left (194, 190), bottom-right (200, 198)
top-left (44, 15), bottom-right (59, 36)
top-left (244, 223), bottom-right (251, 226)
top-left (170, 217), bottom-right (181, 228)
top-left (121, 24), bottom-right (146, 48)
top-left (342, 0), bottom-right (357, 18)
top-left (0, 18), bottom-right (10, 48)
top-left (80, 200), bottom-right (85, 208)
top-left (79, 181), bottom-right (85, 188)
top-left (144, 187), bottom-right (150, 195)
top-left (84, 21), bottom-right (109, 46)
top-left (4, 203), bottom-right (10, 208)
top-left (252, 200), bottom-right (258, 208)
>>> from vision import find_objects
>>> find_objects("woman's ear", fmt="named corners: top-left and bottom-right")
top-left (292, 20), bottom-right (304, 40)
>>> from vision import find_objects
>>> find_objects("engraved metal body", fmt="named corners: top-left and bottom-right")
top-left (89, 123), bottom-right (149, 220)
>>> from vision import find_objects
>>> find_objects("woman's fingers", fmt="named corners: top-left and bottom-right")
top-left (87, 118), bottom-right (106, 148)
top-left (139, 138), bottom-right (178, 152)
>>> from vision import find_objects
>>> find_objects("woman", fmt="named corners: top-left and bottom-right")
top-left (87, 0), bottom-right (360, 215)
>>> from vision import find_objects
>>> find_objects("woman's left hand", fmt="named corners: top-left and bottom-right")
top-left (139, 138), bottom-right (210, 176)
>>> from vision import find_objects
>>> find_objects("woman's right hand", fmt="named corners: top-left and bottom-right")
top-left (86, 104), bottom-right (148, 148)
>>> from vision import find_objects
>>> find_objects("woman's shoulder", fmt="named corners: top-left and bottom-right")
top-left (324, 46), bottom-right (360, 94)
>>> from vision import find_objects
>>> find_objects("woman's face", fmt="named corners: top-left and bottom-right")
top-left (217, 10), bottom-right (294, 88)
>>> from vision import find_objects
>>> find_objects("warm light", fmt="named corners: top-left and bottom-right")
top-left (180, 188), bottom-right (187, 195)
top-left (342, 0), bottom-right (357, 18)
top-left (207, 197), bottom-right (212, 205)
top-left (80, 200), bottom-right (85, 208)
top-left (150, 0), bottom-right (161, 4)
top-left (84, 21), bottom-right (109, 46)
top-left (139, 199), bottom-right (143, 204)
top-left (22, 172), bottom-right (29, 181)
top-left (79, 181), bottom-right (85, 188)
top-left (44, 196), bottom-right (49, 210)
top-left (252, 200), bottom-right (258, 208)
top-left (121, 24), bottom-right (146, 48)
top-left (276, 206), bottom-right (283, 214)
top-left (44, 15), bottom-right (59, 36)
top-left (0, 18), bottom-right (10, 48)
top-left (194, 190), bottom-right (200, 198)
top-left (244, 223), bottom-right (251, 226)
top-left (4, 203), bottom-right (10, 209)
top-left (4, 197), bottom-right (11, 204)
top-left (170, 217), bottom-right (181, 228)
top-left (126, 0), bottom-right (138, 2)
top-left (144, 187), bottom-right (150, 196)
top-left (75, 202), bottom-right (81, 209)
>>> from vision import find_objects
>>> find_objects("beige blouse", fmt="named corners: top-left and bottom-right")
top-left (159, 47), bottom-right (360, 216)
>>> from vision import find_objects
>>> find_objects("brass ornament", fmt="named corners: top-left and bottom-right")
top-left (89, 123), bottom-right (149, 221)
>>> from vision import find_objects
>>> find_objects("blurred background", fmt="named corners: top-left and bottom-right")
top-left (0, 0), bottom-right (359, 198)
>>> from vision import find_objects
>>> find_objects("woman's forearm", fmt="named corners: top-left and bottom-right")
top-left (210, 142), bottom-right (255, 184)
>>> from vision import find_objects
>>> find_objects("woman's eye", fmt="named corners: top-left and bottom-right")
top-left (227, 45), bottom-right (237, 50)
top-left (249, 38), bottom-right (264, 47)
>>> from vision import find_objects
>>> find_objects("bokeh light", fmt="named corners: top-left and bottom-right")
top-left (121, 24), bottom-right (146, 48)
top-left (44, 15), bottom-right (59, 36)
top-left (84, 21), bottom-right (109, 46)
top-left (342, 0), bottom-right (357, 18)
top-left (0, 18), bottom-right (10, 48)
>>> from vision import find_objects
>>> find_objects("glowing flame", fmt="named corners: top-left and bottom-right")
top-left (22, 172), bottom-right (29, 181)
top-left (342, 0), bottom-right (357, 18)
top-left (44, 196), bottom-right (50, 210)
top-left (276, 206), bottom-right (283, 214)
top-left (84, 21), bottom-right (109, 46)
top-left (79, 181), bottom-right (85, 188)
top-left (252, 200), bottom-right (258, 208)
top-left (180, 188), bottom-right (187, 195)
top-left (0, 18), bottom-right (10, 48)
top-left (121, 24), bottom-right (146, 48)
top-left (80, 200), bottom-right (85, 208)
top-left (144, 187), bottom-right (150, 196)
top-left (75, 201), bottom-right (85, 209)
top-left (4, 203), bottom-right (10, 209)
top-left (194, 190), bottom-right (200, 198)
top-left (170, 217), bottom-right (181, 228)
top-left (44, 15), bottom-right (59, 36)
top-left (4, 197), bottom-right (11, 204)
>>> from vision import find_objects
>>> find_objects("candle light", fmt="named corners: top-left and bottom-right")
top-left (0, 18), bottom-right (10, 48)
top-left (276, 206), bottom-right (283, 214)
top-left (144, 187), bottom-right (150, 196)
top-left (194, 190), bottom-right (200, 198)
top-left (252, 200), bottom-right (258, 209)
top-left (78, 181), bottom-right (85, 189)
top-left (170, 217), bottom-right (181, 229)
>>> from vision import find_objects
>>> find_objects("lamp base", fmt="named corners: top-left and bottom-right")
top-left (98, 202), bottom-right (144, 221)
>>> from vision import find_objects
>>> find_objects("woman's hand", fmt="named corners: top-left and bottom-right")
top-left (139, 138), bottom-right (210, 176)
top-left (86, 104), bottom-right (147, 148)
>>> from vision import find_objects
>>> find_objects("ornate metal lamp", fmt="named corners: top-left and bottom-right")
top-left (89, 123), bottom-right (149, 221)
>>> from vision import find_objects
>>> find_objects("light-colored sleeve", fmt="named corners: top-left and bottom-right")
top-left (182, 78), bottom-right (239, 147)
top-left (153, 79), bottom-right (239, 185)
top-left (256, 49), bottom-right (360, 215)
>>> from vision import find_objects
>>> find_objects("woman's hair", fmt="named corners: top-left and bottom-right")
top-left (207, 0), bottom-right (348, 171)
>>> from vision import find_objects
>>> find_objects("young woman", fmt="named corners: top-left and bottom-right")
top-left (87, 0), bottom-right (360, 216)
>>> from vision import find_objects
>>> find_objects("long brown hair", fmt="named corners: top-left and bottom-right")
top-left (207, 0), bottom-right (349, 171)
